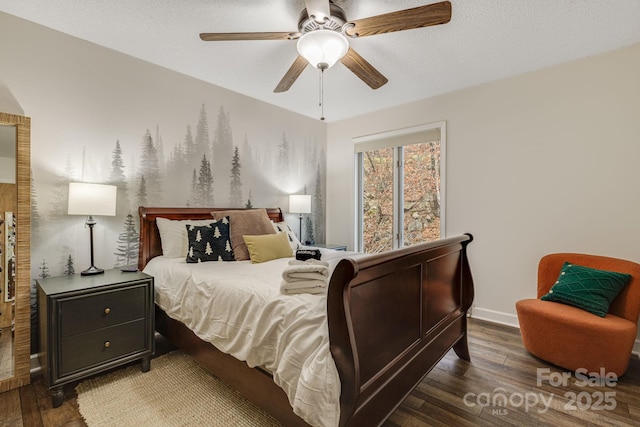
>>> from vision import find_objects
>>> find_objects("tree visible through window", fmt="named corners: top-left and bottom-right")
top-left (402, 141), bottom-right (441, 247)
top-left (357, 123), bottom-right (444, 254)
top-left (362, 147), bottom-right (394, 253)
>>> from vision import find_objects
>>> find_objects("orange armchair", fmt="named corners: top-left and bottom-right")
top-left (516, 253), bottom-right (640, 377)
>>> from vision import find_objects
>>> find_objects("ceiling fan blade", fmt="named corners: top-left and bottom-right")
top-left (200, 32), bottom-right (299, 41)
top-left (274, 56), bottom-right (309, 93)
top-left (340, 48), bottom-right (388, 90)
top-left (304, 0), bottom-right (331, 23)
top-left (345, 1), bottom-right (452, 38)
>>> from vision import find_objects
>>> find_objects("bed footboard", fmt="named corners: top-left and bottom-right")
top-left (328, 234), bottom-right (474, 426)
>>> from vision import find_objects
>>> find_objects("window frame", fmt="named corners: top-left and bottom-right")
top-left (354, 121), bottom-right (446, 252)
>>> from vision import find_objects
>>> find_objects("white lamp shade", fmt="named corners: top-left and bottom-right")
top-left (289, 194), bottom-right (311, 214)
top-left (68, 182), bottom-right (117, 216)
top-left (297, 30), bottom-right (349, 69)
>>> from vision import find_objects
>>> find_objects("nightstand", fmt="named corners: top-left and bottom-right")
top-left (313, 243), bottom-right (347, 251)
top-left (37, 269), bottom-right (155, 407)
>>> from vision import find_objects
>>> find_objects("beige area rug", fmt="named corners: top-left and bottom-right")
top-left (76, 351), bottom-right (282, 427)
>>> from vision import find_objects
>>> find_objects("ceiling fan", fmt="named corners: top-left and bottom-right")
top-left (200, 1), bottom-right (452, 93)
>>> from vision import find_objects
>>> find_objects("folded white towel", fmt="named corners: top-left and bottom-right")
top-left (280, 279), bottom-right (327, 295)
top-left (281, 259), bottom-right (330, 294)
top-left (282, 260), bottom-right (329, 282)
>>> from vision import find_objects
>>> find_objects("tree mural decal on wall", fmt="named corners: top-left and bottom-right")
top-left (136, 175), bottom-right (148, 207)
top-left (229, 146), bottom-right (242, 207)
top-left (138, 130), bottom-right (163, 206)
top-left (195, 105), bottom-right (210, 165)
top-left (31, 102), bottom-right (326, 281)
top-left (165, 126), bottom-right (191, 203)
top-left (193, 154), bottom-right (214, 206)
top-left (188, 169), bottom-right (197, 207)
top-left (155, 125), bottom-right (165, 167)
top-left (63, 255), bottom-right (75, 275)
top-left (114, 212), bottom-right (139, 267)
top-left (305, 216), bottom-right (315, 245)
top-left (212, 106), bottom-right (233, 197)
top-left (109, 140), bottom-right (130, 217)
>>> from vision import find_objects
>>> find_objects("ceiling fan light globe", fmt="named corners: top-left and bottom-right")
top-left (297, 29), bottom-right (349, 69)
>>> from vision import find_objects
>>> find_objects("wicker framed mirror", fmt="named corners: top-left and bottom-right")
top-left (0, 112), bottom-right (30, 392)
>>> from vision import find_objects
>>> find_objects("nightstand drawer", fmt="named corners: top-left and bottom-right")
top-left (60, 285), bottom-right (146, 337)
top-left (59, 319), bottom-right (147, 375)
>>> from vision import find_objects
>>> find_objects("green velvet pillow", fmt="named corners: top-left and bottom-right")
top-left (541, 262), bottom-right (631, 317)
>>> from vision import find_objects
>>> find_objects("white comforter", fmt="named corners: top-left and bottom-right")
top-left (143, 250), bottom-right (355, 427)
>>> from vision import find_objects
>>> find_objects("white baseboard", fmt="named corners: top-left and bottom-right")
top-left (469, 306), bottom-right (519, 328)
top-left (470, 305), bottom-right (640, 357)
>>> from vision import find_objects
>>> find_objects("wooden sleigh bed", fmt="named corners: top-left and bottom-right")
top-left (138, 206), bottom-right (474, 427)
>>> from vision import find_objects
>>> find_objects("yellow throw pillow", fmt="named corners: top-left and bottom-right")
top-left (243, 232), bottom-right (294, 263)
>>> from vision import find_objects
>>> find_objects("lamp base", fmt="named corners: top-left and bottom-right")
top-left (81, 266), bottom-right (104, 276)
top-left (298, 214), bottom-right (303, 242)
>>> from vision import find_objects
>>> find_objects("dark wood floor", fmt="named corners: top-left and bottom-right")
top-left (2, 318), bottom-right (639, 426)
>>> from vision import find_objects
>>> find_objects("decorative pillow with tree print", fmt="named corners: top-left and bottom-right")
top-left (185, 217), bottom-right (235, 262)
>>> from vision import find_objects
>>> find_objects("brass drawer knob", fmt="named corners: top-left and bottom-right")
top-left (104, 341), bottom-right (111, 348)
top-left (104, 307), bottom-right (111, 315)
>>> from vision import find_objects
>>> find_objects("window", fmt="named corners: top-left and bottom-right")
top-left (355, 122), bottom-right (445, 254)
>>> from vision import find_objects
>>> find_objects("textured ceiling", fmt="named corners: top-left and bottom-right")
top-left (1, 0), bottom-right (639, 122)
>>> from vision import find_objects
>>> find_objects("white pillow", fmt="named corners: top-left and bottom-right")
top-left (271, 221), bottom-right (302, 251)
top-left (156, 217), bottom-right (217, 258)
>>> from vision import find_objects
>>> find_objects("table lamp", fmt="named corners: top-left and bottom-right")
top-left (68, 182), bottom-right (117, 275)
top-left (289, 194), bottom-right (311, 241)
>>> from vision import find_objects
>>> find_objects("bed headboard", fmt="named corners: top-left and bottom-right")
top-left (137, 206), bottom-right (285, 270)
